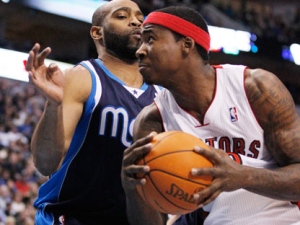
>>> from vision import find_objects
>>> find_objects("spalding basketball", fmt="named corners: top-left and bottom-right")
top-left (136, 131), bottom-right (213, 215)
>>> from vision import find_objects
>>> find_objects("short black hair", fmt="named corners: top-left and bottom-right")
top-left (155, 6), bottom-right (210, 62)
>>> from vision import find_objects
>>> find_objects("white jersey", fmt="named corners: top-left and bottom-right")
top-left (154, 64), bottom-right (300, 225)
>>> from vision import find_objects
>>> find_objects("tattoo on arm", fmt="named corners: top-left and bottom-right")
top-left (246, 70), bottom-right (300, 166)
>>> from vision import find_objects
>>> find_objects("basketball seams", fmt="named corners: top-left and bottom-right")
top-left (148, 169), bottom-right (210, 186)
top-left (150, 131), bottom-right (182, 149)
top-left (136, 131), bottom-right (213, 215)
top-left (144, 150), bottom-right (195, 164)
top-left (139, 131), bottom-right (187, 166)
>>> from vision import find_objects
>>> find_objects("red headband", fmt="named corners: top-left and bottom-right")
top-left (143, 12), bottom-right (210, 52)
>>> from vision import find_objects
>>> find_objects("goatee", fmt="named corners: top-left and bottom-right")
top-left (103, 28), bottom-right (140, 61)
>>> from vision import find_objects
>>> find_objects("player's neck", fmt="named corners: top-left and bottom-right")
top-left (170, 66), bottom-right (216, 123)
top-left (99, 55), bottom-right (143, 88)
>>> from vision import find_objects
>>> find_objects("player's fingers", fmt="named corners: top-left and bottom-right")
top-left (123, 143), bottom-right (152, 166)
top-left (37, 47), bottom-right (51, 67)
top-left (124, 132), bottom-right (155, 155)
top-left (194, 182), bottom-right (221, 206)
top-left (47, 63), bottom-right (59, 75)
top-left (191, 167), bottom-right (215, 177)
top-left (31, 43), bottom-right (40, 55)
top-left (124, 164), bottom-right (150, 176)
top-left (26, 43), bottom-right (41, 70)
top-left (26, 50), bottom-right (36, 71)
top-left (123, 176), bottom-right (146, 189)
top-left (122, 165), bottom-right (148, 189)
top-left (134, 132), bottom-right (156, 148)
top-left (28, 72), bottom-right (34, 84)
top-left (201, 189), bottom-right (221, 206)
top-left (193, 146), bottom-right (224, 165)
top-left (31, 43), bottom-right (41, 67)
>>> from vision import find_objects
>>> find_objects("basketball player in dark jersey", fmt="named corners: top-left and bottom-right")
top-left (26, 1), bottom-right (160, 224)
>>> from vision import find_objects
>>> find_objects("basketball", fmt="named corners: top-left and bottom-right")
top-left (136, 131), bottom-right (213, 215)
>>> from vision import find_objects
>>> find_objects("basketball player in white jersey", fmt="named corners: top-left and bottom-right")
top-left (121, 6), bottom-right (300, 225)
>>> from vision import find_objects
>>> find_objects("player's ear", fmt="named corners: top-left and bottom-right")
top-left (182, 37), bottom-right (195, 54)
top-left (90, 26), bottom-right (102, 40)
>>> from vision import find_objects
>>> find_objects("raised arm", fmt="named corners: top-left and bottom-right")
top-left (122, 103), bottom-right (168, 225)
top-left (26, 43), bottom-right (91, 176)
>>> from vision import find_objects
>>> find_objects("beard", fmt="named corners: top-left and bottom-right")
top-left (103, 27), bottom-right (140, 61)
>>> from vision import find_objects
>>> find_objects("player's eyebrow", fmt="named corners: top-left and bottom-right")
top-left (112, 6), bottom-right (143, 17)
top-left (141, 25), bottom-right (156, 35)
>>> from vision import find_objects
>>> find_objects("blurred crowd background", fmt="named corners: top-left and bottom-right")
top-left (136, 0), bottom-right (300, 44)
top-left (0, 78), bottom-right (47, 225)
top-left (0, 0), bottom-right (299, 224)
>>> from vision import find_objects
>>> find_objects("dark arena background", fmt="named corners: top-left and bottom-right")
top-left (0, 0), bottom-right (299, 224)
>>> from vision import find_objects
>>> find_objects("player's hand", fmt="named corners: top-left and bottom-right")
top-left (191, 146), bottom-right (246, 207)
top-left (26, 43), bottom-right (65, 104)
top-left (121, 132), bottom-right (156, 191)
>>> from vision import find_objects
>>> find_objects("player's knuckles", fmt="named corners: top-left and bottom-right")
top-left (203, 192), bottom-right (219, 206)
top-left (208, 148), bottom-right (225, 159)
top-left (25, 62), bottom-right (32, 71)
top-left (136, 144), bottom-right (151, 157)
top-left (126, 165), bottom-right (145, 175)
top-left (208, 181), bottom-right (222, 195)
top-left (123, 145), bottom-right (135, 155)
top-left (134, 135), bottom-right (152, 146)
top-left (131, 147), bottom-right (146, 159)
top-left (200, 149), bottom-right (219, 162)
top-left (196, 191), bottom-right (211, 205)
top-left (125, 146), bottom-right (144, 162)
top-left (197, 167), bottom-right (216, 177)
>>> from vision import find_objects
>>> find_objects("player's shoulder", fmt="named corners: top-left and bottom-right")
top-left (246, 67), bottom-right (277, 80)
top-left (134, 102), bottom-right (163, 140)
top-left (137, 103), bottom-right (158, 121)
top-left (63, 64), bottom-right (92, 101)
top-left (64, 64), bottom-right (91, 82)
top-left (245, 67), bottom-right (283, 89)
top-left (136, 103), bottom-right (161, 129)
top-left (244, 67), bottom-right (292, 112)
top-left (65, 64), bottom-right (89, 75)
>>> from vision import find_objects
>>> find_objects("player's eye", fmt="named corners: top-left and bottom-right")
top-left (137, 17), bottom-right (144, 23)
top-left (148, 36), bottom-right (154, 42)
top-left (117, 15), bottom-right (127, 19)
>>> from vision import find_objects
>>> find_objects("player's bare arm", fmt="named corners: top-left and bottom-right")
top-left (61, 66), bottom-right (92, 155)
top-left (30, 57), bottom-right (91, 176)
top-left (241, 68), bottom-right (300, 200)
top-left (122, 103), bottom-right (167, 225)
top-left (190, 68), bottom-right (300, 207)
top-left (133, 103), bottom-right (164, 141)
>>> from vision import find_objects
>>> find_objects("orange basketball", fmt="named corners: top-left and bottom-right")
top-left (136, 131), bottom-right (213, 215)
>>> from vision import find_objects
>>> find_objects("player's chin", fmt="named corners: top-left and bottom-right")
top-left (140, 72), bottom-right (154, 85)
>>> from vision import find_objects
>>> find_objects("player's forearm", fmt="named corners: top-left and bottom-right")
top-left (31, 100), bottom-right (65, 176)
top-left (243, 163), bottom-right (300, 201)
top-left (125, 190), bottom-right (167, 225)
